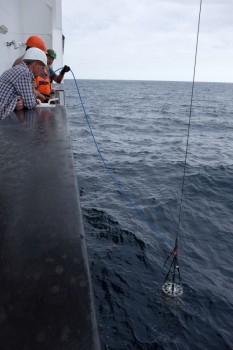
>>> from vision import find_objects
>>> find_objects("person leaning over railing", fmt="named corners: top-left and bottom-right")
top-left (0, 48), bottom-right (47, 120)
top-left (12, 35), bottom-right (49, 103)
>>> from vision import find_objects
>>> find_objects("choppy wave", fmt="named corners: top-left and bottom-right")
top-left (66, 79), bottom-right (233, 350)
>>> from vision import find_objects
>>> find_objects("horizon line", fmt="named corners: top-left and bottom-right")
top-left (63, 78), bottom-right (233, 84)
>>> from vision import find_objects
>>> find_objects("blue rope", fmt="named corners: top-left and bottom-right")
top-left (54, 67), bottom-right (64, 74)
top-left (62, 68), bottom-right (172, 246)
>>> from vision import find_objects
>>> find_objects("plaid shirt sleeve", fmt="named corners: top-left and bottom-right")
top-left (15, 74), bottom-right (37, 109)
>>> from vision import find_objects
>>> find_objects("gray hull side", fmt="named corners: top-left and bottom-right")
top-left (0, 107), bottom-right (101, 350)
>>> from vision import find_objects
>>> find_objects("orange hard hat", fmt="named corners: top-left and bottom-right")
top-left (25, 36), bottom-right (47, 53)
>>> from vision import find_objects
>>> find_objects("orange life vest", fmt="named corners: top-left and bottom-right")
top-left (35, 69), bottom-right (51, 96)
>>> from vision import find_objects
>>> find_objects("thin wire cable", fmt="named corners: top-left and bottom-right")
top-left (163, 0), bottom-right (203, 288)
top-left (68, 69), bottom-right (172, 246)
top-left (175, 0), bottom-right (203, 246)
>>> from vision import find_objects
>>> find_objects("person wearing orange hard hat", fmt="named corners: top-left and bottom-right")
top-left (12, 35), bottom-right (48, 102)
top-left (25, 36), bottom-right (47, 52)
top-left (12, 35), bottom-right (47, 67)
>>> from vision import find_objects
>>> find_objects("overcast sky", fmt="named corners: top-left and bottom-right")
top-left (62, 0), bottom-right (233, 82)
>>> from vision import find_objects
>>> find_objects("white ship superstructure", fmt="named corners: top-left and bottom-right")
top-left (0, 0), bottom-right (63, 75)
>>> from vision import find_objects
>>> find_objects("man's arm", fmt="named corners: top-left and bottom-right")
top-left (52, 65), bottom-right (70, 84)
top-left (53, 72), bottom-right (65, 84)
top-left (34, 88), bottom-right (47, 102)
top-left (15, 75), bottom-right (37, 109)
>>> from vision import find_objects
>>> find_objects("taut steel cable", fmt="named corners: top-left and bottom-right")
top-left (162, 0), bottom-right (203, 297)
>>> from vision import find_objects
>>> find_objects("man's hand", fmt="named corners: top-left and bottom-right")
top-left (15, 98), bottom-right (24, 110)
top-left (61, 65), bottom-right (70, 74)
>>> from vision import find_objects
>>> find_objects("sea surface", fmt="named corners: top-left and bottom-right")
top-left (65, 79), bottom-right (233, 350)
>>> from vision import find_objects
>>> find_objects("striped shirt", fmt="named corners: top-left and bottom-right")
top-left (0, 63), bottom-right (37, 120)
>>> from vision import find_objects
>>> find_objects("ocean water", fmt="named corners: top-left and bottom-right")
top-left (65, 79), bottom-right (233, 350)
